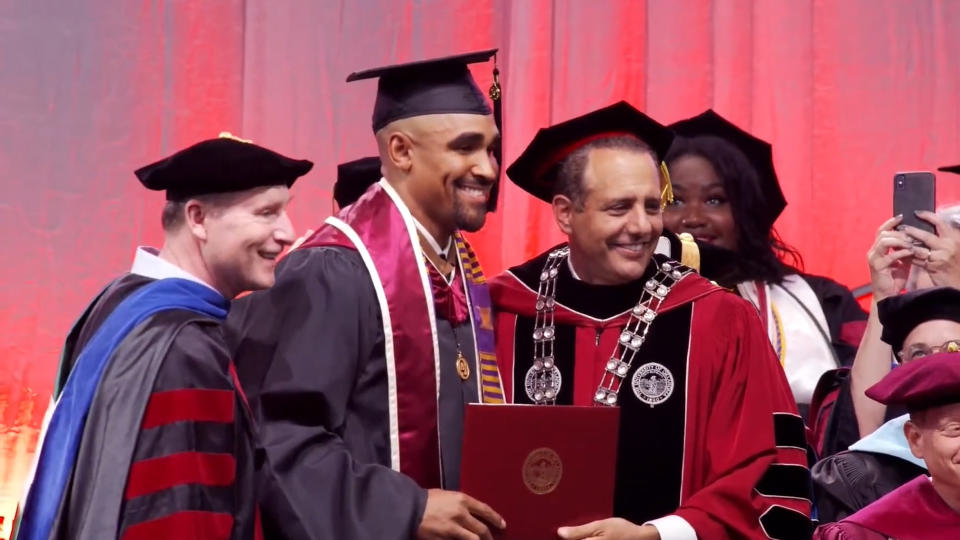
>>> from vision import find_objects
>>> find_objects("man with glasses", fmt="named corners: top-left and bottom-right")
top-left (813, 286), bottom-right (960, 523)
top-left (814, 349), bottom-right (960, 538)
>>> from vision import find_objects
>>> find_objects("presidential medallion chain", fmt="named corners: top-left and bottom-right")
top-left (525, 247), bottom-right (568, 404)
top-left (525, 247), bottom-right (692, 406)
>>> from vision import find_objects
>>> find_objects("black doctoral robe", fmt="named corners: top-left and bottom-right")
top-left (226, 245), bottom-right (481, 540)
top-left (812, 450), bottom-right (927, 523)
top-left (40, 273), bottom-right (258, 540)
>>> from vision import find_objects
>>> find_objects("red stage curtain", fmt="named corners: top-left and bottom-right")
top-left (1, 1), bottom-right (959, 530)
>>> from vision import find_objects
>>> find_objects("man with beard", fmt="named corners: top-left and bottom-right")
top-left (490, 102), bottom-right (811, 540)
top-left (227, 51), bottom-right (507, 540)
top-left (15, 134), bottom-right (311, 540)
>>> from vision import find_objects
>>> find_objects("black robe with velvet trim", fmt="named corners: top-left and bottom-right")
top-left (46, 273), bottom-right (258, 540)
top-left (225, 245), bottom-right (481, 540)
top-left (491, 248), bottom-right (813, 540)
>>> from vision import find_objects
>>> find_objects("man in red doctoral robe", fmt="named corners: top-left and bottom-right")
top-left (490, 102), bottom-right (812, 540)
top-left (814, 352), bottom-right (960, 538)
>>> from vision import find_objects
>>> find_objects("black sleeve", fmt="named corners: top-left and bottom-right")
top-left (226, 247), bottom-right (427, 540)
top-left (812, 450), bottom-right (926, 524)
top-left (802, 274), bottom-right (868, 368)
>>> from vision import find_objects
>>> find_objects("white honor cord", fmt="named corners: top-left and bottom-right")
top-left (412, 218), bottom-right (452, 259)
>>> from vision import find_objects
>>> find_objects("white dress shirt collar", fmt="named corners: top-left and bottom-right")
top-left (130, 246), bottom-right (219, 293)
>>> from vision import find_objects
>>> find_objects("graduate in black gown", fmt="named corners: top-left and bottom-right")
top-left (14, 134), bottom-right (312, 540)
top-left (227, 51), bottom-right (508, 540)
top-left (663, 110), bottom-right (868, 418)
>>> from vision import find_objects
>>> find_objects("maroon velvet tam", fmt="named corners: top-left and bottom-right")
top-left (866, 351), bottom-right (960, 411)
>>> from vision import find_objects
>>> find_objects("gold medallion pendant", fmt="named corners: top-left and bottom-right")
top-left (456, 352), bottom-right (471, 380)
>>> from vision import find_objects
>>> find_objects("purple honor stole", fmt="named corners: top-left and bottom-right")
top-left (453, 233), bottom-right (505, 404)
top-left (301, 181), bottom-right (503, 488)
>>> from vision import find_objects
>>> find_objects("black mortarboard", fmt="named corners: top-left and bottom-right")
top-left (347, 49), bottom-right (496, 132)
top-left (506, 101), bottom-right (675, 203)
top-left (136, 134), bottom-right (313, 201)
top-left (939, 164), bottom-right (960, 175)
top-left (878, 286), bottom-right (960, 352)
top-left (348, 49), bottom-right (503, 211)
top-left (334, 156), bottom-right (382, 208)
top-left (669, 110), bottom-right (786, 229)
top-left (866, 351), bottom-right (960, 411)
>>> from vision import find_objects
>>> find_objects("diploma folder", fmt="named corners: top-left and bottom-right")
top-left (460, 404), bottom-right (620, 540)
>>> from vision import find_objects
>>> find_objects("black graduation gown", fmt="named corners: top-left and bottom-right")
top-left (226, 245), bottom-right (480, 540)
top-left (800, 273), bottom-right (868, 369)
top-left (811, 450), bottom-right (927, 524)
top-left (49, 273), bottom-right (258, 540)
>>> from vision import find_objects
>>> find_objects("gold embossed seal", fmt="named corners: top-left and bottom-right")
top-left (522, 447), bottom-right (563, 495)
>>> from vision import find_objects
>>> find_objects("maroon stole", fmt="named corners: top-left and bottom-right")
top-left (298, 181), bottom-right (503, 488)
top-left (846, 475), bottom-right (960, 539)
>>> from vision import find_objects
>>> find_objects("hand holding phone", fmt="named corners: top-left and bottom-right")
top-left (905, 209), bottom-right (960, 290)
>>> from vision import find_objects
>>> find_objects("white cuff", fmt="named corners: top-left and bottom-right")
top-left (644, 515), bottom-right (697, 540)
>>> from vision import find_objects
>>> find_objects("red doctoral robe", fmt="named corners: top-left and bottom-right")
top-left (814, 475), bottom-right (960, 540)
top-left (490, 248), bottom-right (812, 539)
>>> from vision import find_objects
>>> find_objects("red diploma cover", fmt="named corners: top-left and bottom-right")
top-left (460, 404), bottom-right (620, 540)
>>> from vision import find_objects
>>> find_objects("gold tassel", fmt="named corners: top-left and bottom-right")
top-left (660, 161), bottom-right (674, 207)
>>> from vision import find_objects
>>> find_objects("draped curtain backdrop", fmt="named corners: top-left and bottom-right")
top-left (1, 0), bottom-right (959, 531)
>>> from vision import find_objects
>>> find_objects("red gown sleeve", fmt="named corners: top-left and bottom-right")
top-left (673, 294), bottom-right (813, 539)
top-left (493, 310), bottom-right (518, 403)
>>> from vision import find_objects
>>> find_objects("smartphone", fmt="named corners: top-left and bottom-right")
top-left (893, 172), bottom-right (936, 238)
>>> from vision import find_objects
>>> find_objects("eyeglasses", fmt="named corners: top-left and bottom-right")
top-left (899, 339), bottom-right (960, 362)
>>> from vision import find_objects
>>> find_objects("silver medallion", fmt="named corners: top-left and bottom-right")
top-left (525, 364), bottom-right (562, 402)
top-left (630, 362), bottom-right (674, 406)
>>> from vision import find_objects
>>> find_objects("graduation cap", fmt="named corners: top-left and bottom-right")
top-left (347, 49), bottom-right (498, 132)
top-left (878, 286), bottom-right (960, 352)
top-left (506, 101), bottom-right (675, 203)
top-left (939, 164), bottom-right (960, 175)
top-left (136, 133), bottom-right (313, 201)
top-left (668, 110), bottom-right (786, 230)
top-left (333, 156), bottom-right (382, 208)
top-left (347, 49), bottom-right (503, 211)
top-left (866, 351), bottom-right (960, 412)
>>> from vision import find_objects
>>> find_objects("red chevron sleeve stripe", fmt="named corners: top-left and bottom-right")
top-left (141, 389), bottom-right (234, 429)
top-left (125, 451), bottom-right (235, 500)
